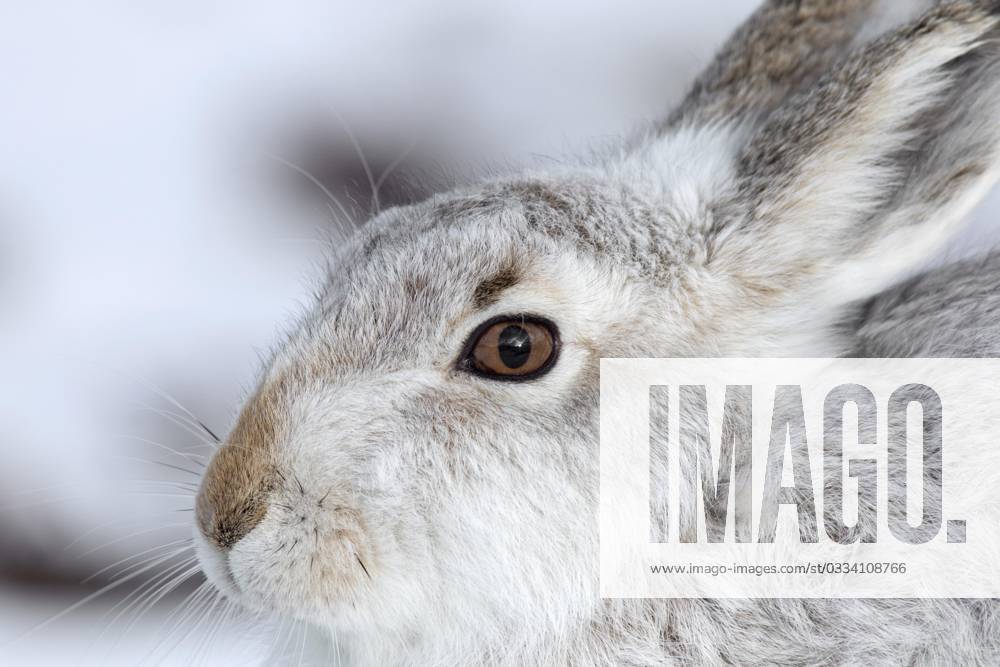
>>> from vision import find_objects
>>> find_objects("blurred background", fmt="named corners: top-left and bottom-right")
top-left (2, 0), bottom-right (998, 664)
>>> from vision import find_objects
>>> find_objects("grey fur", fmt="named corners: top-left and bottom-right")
top-left (850, 251), bottom-right (1000, 357)
top-left (193, 1), bottom-right (1000, 664)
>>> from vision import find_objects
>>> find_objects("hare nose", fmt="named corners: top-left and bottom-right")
top-left (196, 395), bottom-right (278, 550)
top-left (196, 441), bottom-right (275, 550)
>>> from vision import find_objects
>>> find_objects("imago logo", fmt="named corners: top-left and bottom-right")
top-left (650, 383), bottom-right (960, 546)
top-left (599, 359), bottom-right (1000, 599)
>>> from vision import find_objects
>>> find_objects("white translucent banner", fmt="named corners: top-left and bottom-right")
top-left (600, 358), bottom-right (1000, 598)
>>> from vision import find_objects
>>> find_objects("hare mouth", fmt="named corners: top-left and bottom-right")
top-left (193, 527), bottom-right (245, 602)
top-left (194, 497), bottom-right (376, 617)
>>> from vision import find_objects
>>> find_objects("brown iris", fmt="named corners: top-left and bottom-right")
top-left (461, 316), bottom-right (559, 380)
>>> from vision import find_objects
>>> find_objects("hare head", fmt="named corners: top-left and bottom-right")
top-left (194, 1), bottom-right (1000, 663)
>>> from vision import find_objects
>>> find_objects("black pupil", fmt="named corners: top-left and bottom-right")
top-left (498, 325), bottom-right (532, 368)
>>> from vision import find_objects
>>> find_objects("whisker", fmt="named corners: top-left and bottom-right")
top-left (4, 546), bottom-right (193, 646)
top-left (193, 596), bottom-right (239, 666)
top-left (74, 524), bottom-right (190, 561)
top-left (105, 555), bottom-right (198, 623)
top-left (329, 105), bottom-right (380, 216)
top-left (111, 455), bottom-right (203, 480)
top-left (63, 515), bottom-right (152, 554)
top-left (82, 361), bottom-right (221, 447)
top-left (0, 496), bottom-right (109, 513)
top-left (1, 493), bottom-right (193, 514)
top-left (1, 476), bottom-right (196, 515)
top-left (194, 420), bottom-right (222, 445)
top-left (274, 617), bottom-right (300, 663)
top-left (264, 152), bottom-right (356, 238)
top-left (103, 560), bottom-right (202, 658)
top-left (139, 581), bottom-right (212, 665)
top-left (84, 545), bottom-right (191, 593)
top-left (116, 478), bottom-right (199, 493)
top-left (326, 624), bottom-right (336, 667)
top-left (122, 480), bottom-right (199, 493)
top-left (297, 618), bottom-right (309, 667)
top-left (191, 599), bottom-right (228, 667)
top-left (143, 583), bottom-right (216, 665)
top-left (129, 402), bottom-right (220, 448)
top-left (374, 134), bottom-right (418, 196)
top-left (356, 554), bottom-right (371, 580)
top-left (113, 434), bottom-right (208, 469)
top-left (84, 556), bottom-right (198, 663)
top-left (82, 538), bottom-right (193, 583)
top-left (177, 589), bottom-right (226, 662)
top-left (1, 480), bottom-right (102, 499)
top-left (129, 375), bottom-right (221, 447)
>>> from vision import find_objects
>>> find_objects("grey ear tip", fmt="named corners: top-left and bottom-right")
top-left (979, 0), bottom-right (1000, 19)
top-left (976, 0), bottom-right (1000, 17)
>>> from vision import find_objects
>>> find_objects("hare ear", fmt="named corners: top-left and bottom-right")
top-left (666, 0), bottom-right (936, 129)
top-left (709, 2), bottom-right (1000, 309)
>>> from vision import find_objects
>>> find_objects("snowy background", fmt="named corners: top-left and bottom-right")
top-left (2, 0), bottom-right (998, 663)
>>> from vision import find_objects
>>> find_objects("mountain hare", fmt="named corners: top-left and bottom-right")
top-left (194, 1), bottom-right (1000, 663)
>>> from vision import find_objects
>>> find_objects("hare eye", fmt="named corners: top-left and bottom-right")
top-left (460, 316), bottom-right (559, 381)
